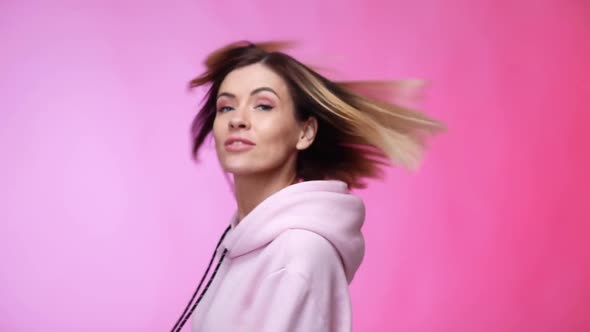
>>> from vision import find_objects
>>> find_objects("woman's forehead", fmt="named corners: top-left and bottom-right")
top-left (219, 63), bottom-right (288, 97)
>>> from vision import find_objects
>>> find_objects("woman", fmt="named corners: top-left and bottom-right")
top-left (171, 41), bottom-right (444, 332)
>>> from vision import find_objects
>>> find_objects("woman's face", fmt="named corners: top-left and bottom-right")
top-left (213, 63), bottom-right (313, 177)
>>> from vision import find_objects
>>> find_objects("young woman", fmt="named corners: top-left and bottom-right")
top-left (171, 41), bottom-right (444, 332)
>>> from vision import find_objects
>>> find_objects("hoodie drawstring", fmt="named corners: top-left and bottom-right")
top-left (170, 225), bottom-right (232, 332)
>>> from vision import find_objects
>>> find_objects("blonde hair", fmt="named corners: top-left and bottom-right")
top-left (189, 41), bottom-right (445, 189)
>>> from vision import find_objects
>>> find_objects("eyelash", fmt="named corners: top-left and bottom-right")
top-left (256, 104), bottom-right (273, 111)
top-left (218, 106), bottom-right (233, 113)
top-left (217, 104), bottom-right (274, 113)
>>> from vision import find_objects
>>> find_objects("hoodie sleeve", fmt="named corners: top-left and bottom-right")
top-left (245, 267), bottom-right (327, 332)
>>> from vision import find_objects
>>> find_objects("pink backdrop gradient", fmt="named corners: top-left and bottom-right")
top-left (1, 0), bottom-right (588, 331)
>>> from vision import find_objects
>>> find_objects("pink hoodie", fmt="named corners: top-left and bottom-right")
top-left (189, 180), bottom-right (365, 332)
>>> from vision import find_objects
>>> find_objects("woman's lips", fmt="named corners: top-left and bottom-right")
top-left (224, 137), bottom-right (255, 152)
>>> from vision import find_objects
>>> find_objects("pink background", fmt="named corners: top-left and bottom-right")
top-left (1, 0), bottom-right (588, 331)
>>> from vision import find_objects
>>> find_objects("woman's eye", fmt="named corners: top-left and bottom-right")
top-left (255, 104), bottom-right (273, 111)
top-left (217, 106), bottom-right (233, 113)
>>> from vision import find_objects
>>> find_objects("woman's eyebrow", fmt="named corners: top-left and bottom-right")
top-left (217, 92), bottom-right (235, 100)
top-left (217, 87), bottom-right (280, 100)
top-left (250, 87), bottom-right (280, 100)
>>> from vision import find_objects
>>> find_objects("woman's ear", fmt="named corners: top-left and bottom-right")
top-left (296, 116), bottom-right (318, 150)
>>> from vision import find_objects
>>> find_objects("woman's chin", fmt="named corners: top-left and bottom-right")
top-left (222, 165), bottom-right (263, 177)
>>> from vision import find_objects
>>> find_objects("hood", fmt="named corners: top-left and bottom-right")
top-left (219, 180), bottom-right (365, 283)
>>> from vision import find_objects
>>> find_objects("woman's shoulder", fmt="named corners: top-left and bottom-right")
top-left (271, 229), bottom-right (344, 280)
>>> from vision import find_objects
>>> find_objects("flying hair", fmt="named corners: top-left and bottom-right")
top-left (188, 40), bottom-right (446, 189)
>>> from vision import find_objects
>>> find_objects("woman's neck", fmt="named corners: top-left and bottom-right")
top-left (233, 169), bottom-right (298, 223)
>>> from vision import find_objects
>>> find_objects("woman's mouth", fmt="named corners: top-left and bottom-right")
top-left (224, 137), bottom-right (255, 152)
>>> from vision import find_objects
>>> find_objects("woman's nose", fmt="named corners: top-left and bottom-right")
top-left (228, 109), bottom-right (250, 129)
